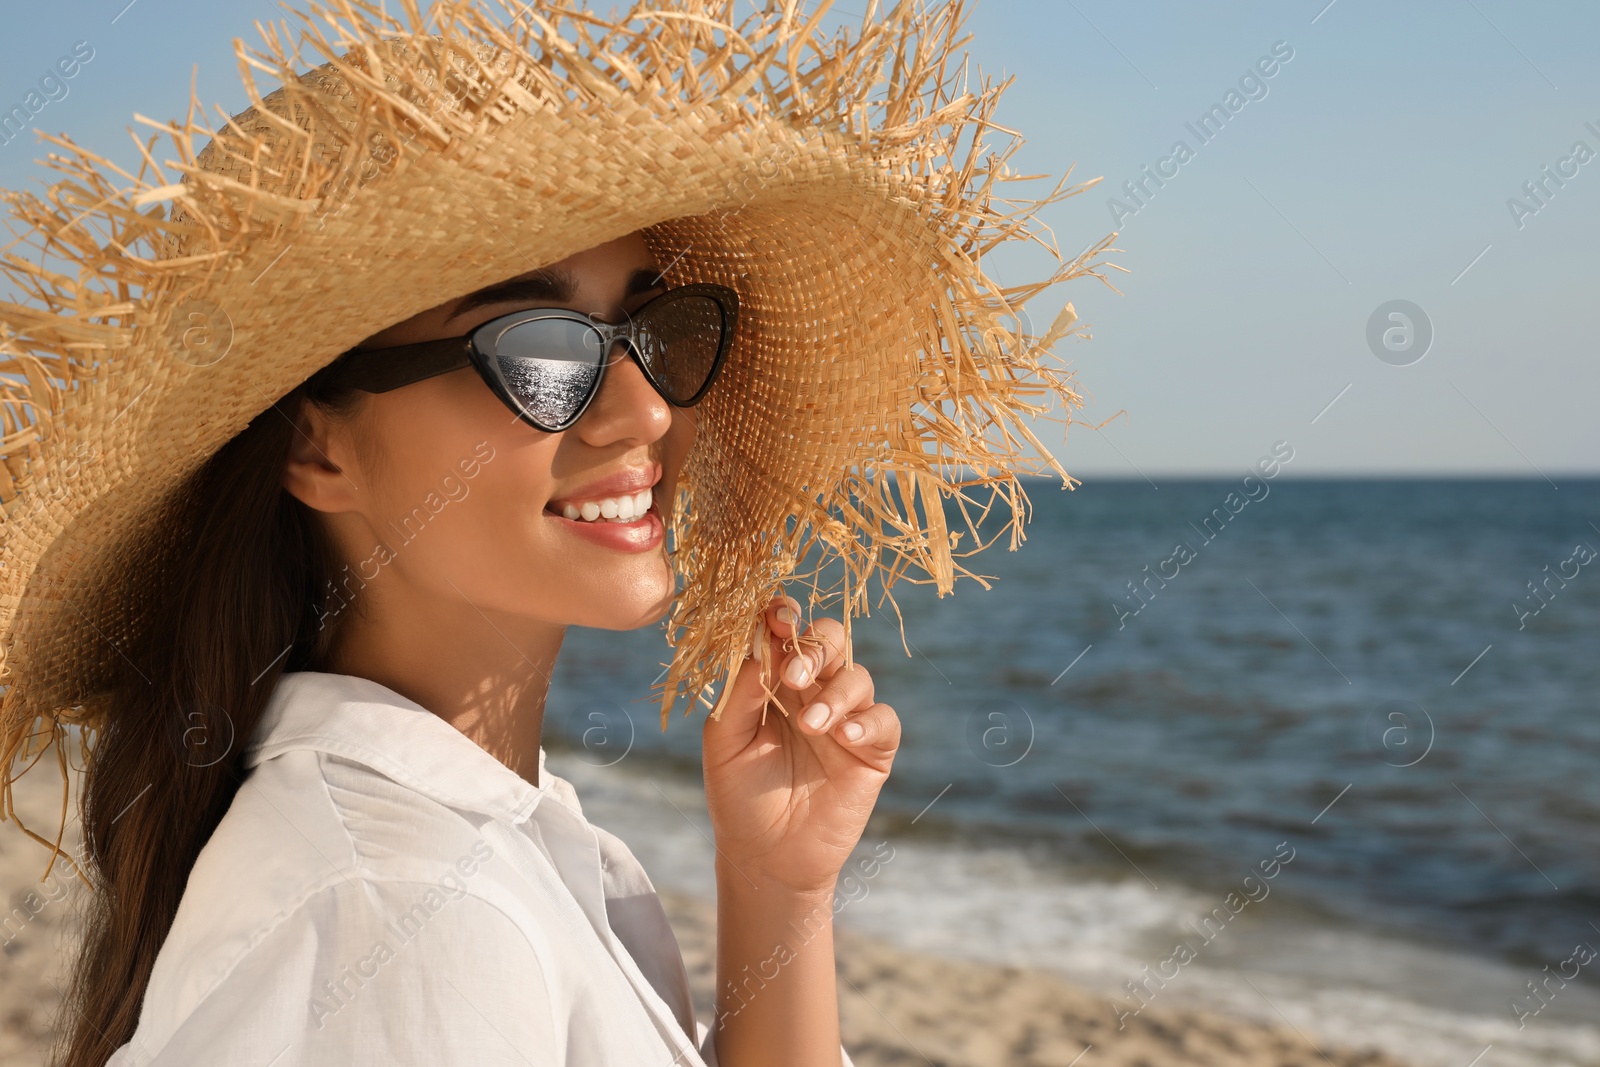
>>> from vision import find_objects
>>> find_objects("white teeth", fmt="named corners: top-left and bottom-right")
top-left (556, 487), bottom-right (656, 523)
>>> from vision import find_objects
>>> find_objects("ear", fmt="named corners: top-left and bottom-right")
top-left (281, 396), bottom-right (364, 514)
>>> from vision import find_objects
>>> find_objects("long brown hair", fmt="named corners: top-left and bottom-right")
top-left (51, 376), bottom-right (361, 1067)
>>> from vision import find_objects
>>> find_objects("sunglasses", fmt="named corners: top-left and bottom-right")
top-left (307, 282), bottom-right (739, 433)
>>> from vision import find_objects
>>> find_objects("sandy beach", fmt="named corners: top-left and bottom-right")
top-left (659, 887), bottom-right (1411, 1067)
top-left (2, 758), bottom-right (86, 1067)
top-left (2, 762), bottom-right (1411, 1067)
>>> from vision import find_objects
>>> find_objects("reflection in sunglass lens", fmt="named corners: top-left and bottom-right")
top-left (481, 291), bottom-right (728, 429)
top-left (490, 317), bottom-right (603, 427)
top-left (636, 294), bottom-right (724, 402)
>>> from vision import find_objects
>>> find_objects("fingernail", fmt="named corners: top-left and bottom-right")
top-left (776, 605), bottom-right (796, 627)
top-left (802, 702), bottom-right (831, 730)
top-left (783, 651), bottom-right (815, 689)
top-left (841, 721), bottom-right (864, 742)
top-left (750, 619), bottom-right (765, 663)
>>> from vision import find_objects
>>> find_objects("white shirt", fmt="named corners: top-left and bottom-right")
top-left (106, 670), bottom-right (857, 1066)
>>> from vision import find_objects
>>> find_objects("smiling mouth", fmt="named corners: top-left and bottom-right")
top-left (544, 486), bottom-right (656, 524)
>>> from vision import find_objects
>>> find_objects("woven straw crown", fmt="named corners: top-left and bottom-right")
top-left (0, 0), bottom-right (1114, 849)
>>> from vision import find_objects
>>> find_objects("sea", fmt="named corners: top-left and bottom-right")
top-left (541, 477), bottom-right (1600, 1067)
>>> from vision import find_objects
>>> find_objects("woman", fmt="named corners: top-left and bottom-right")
top-left (97, 230), bottom-right (894, 1066)
top-left (0, 2), bottom-right (1104, 1065)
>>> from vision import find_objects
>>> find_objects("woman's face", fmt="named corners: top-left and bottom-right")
top-left (285, 230), bottom-right (695, 633)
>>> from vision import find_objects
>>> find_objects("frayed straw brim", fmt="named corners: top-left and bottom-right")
top-left (0, 0), bottom-right (1116, 856)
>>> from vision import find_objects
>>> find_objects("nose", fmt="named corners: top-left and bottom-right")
top-left (573, 341), bottom-right (672, 445)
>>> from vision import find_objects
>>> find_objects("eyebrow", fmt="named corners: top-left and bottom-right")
top-left (445, 265), bottom-right (667, 323)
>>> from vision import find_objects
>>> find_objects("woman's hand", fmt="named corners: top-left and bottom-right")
top-left (701, 595), bottom-right (900, 896)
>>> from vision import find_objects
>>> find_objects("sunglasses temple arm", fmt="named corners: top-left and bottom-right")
top-left (314, 337), bottom-right (475, 394)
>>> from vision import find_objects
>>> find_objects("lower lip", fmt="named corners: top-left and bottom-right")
top-left (545, 502), bottom-right (665, 552)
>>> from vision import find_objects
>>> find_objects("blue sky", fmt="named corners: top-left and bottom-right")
top-left (2, 0), bottom-right (1595, 476)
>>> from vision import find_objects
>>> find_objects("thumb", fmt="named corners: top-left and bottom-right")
top-left (702, 595), bottom-right (799, 755)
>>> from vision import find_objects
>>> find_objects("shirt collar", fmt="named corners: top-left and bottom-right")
top-left (245, 670), bottom-right (574, 824)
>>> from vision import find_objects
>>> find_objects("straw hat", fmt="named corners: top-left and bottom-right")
top-left (0, 0), bottom-right (1113, 800)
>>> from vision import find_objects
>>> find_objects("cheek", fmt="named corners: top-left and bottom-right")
top-left (364, 378), bottom-right (516, 500)
top-left (360, 375), bottom-right (557, 554)
top-left (664, 407), bottom-right (697, 473)
top-left (642, 410), bottom-right (696, 526)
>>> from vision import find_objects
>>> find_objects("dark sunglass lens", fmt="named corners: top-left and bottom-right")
top-left (637, 295), bottom-right (724, 402)
top-left (487, 317), bottom-right (605, 427)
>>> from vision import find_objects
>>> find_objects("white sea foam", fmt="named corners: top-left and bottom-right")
top-left (555, 751), bottom-right (1600, 1067)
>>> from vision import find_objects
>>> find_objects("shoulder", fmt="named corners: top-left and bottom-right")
top-left (116, 878), bottom-right (565, 1067)
top-left (161, 746), bottom-right (499, 963)
top-left (126, 749), bottom-right (564, 1060)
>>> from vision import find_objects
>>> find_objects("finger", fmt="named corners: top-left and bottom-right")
top-left (830, 702), bottom-right (900, 759)
top-left (779, 616), bottom-right (848, 691)
top-left (749, 593), bottom-right (801, 666)
top-left (764, 593), bottom-right (804, 641)
top-left (703, 596), bottom-right (797, 748)
top-left (755, 595), bottom-right (802, 680)
top-left (797, 662), bottom-right (874, 736)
